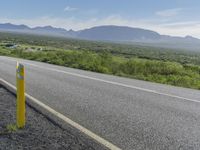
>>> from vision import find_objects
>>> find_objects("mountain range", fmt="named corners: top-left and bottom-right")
top-left (0, 23), bottom-right (200, 51)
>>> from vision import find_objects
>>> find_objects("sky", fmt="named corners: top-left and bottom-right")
top-left (0, 0), bottom-right (200, 38)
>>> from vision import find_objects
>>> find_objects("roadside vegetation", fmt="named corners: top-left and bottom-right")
top-left (1, 32), bottom-right (200, 89)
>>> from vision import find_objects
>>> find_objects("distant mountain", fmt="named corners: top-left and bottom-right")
top-left (0, 23), bottom-right (30, 30)
top-left (0, 23), bottom-right (70, 37)
top-left (77, 26), bottom-right (200, 51)
top-left (0, 23), bottom-right (200, 51)
top-left (32, 26), bottom-right (67, 34)
top-left (77, 26), bottom-right (161, 41)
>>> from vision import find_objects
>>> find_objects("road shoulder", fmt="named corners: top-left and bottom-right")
top-left (0, 84), bottom-right (107, 150)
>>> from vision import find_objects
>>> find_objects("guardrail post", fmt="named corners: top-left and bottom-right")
top-left (16, 62), bottom-right (25, 128)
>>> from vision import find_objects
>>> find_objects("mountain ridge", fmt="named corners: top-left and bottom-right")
top-left (0, 23), bottom-right (199, 50)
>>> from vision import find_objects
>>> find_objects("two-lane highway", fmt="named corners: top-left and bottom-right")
top-left (1, 56), bottom-right (200, 150)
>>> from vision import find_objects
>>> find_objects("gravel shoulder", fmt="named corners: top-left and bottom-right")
top-left (0, 85), bottom-right (106, 150)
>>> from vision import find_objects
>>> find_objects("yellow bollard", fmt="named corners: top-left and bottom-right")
top-left (16, 62), bottom-right (25, 128)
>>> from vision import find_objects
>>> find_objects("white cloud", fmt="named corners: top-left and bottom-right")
top-left (160, 21), bottom-right (199, 27)
top-left (0, 15), bottom-right (200, 38)
top-left (64, 6), bottom-right (78, 12)
top-left (156, 8), bottom-right (183, 17)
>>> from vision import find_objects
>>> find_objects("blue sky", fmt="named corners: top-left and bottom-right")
top-left (0, 0), bottom-right (200, 37)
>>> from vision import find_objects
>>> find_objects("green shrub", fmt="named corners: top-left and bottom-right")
top-left (1, 48), bottom-right (200, 90)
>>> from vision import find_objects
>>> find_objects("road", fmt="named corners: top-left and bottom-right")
top-left (1, 56), bottom-right (200, 150)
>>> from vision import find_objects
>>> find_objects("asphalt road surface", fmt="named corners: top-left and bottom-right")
top-left (1, 56), bottom-right (200, 150)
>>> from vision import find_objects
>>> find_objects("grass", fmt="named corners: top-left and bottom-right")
top-left (6, 124), bottom-right (18, 132)
top-left (1, 32), bottom-right (200, 90)
top-left (1, 48), bottom-right (200, 90)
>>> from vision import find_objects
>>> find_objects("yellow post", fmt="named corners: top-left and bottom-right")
top-left (16, 62), bottom-right (25, 128)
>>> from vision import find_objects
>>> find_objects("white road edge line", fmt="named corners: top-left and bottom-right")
top-left (22, 60), bottom-right (200, 104)
top-left (2, 56), bottom-right (200, 104)
top-left (0, 78), bottom-right (121, 150)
